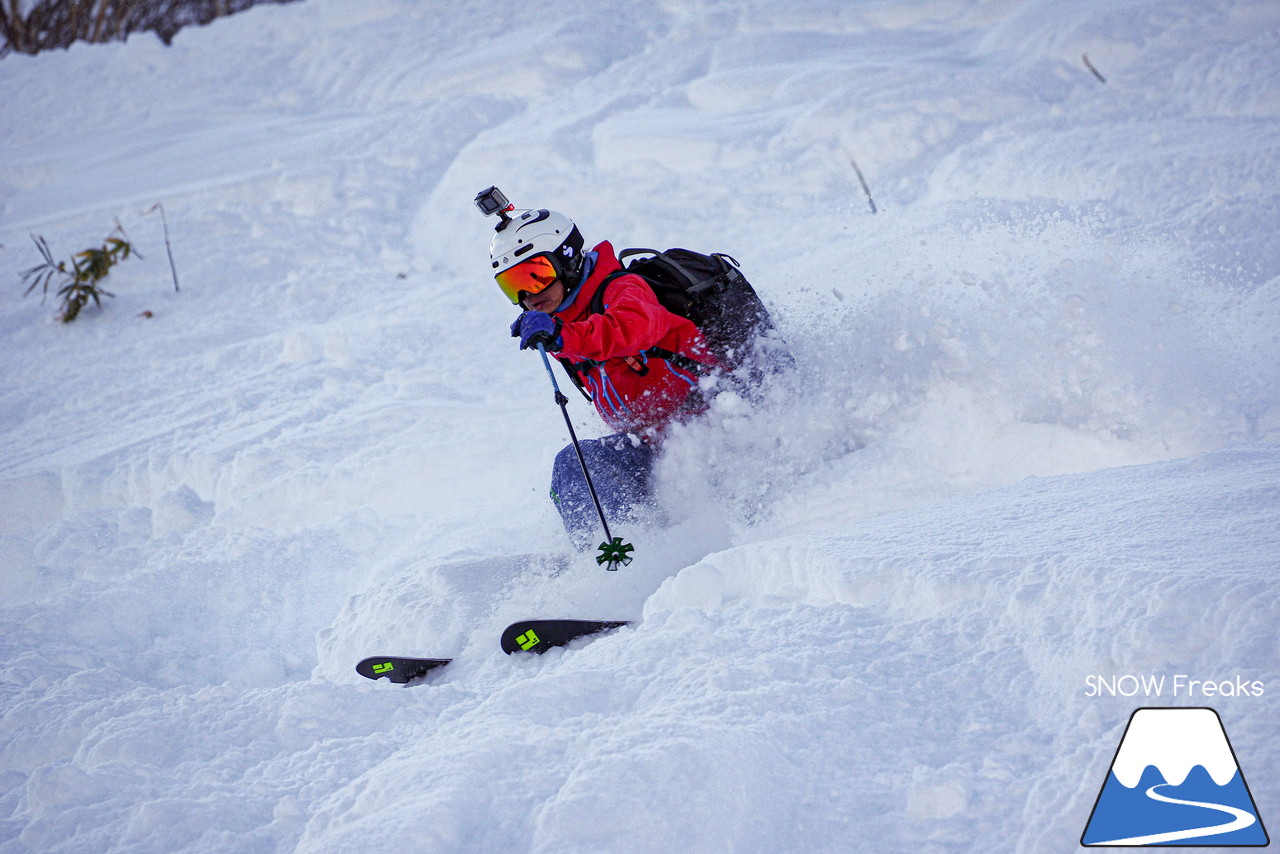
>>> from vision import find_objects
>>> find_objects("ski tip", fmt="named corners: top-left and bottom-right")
top-left (356, 656), bottom-right (451, 684)
top-left (500, 619), bottom-right (630, 655)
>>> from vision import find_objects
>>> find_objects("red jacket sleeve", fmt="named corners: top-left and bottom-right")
top-left (557, 275), bottom-right (675, 361)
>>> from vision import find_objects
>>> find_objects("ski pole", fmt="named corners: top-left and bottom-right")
top-left (536, 342), bottom-right (634, 570)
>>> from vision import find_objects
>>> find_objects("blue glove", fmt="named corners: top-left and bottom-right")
top-left (510, 310), bottom-right (563, 351)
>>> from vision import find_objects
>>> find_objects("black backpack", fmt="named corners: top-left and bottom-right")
top-left (587, 247), bottom-right (790, 382)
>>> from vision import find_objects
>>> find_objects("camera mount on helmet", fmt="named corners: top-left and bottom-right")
top-left (474, 185), bottom-right (515, 231)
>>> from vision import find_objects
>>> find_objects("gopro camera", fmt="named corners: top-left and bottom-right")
top-left (474, 186), bottom-right (514, 229)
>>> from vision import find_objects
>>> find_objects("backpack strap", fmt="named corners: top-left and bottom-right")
top-left (643, 346), bottom-right (706, 376)
top-left (587, 268), bottom-right (627, 316)
top-left (556, 355), bottom-right (596, 402)
top-left (586, 266), bottom-right (712, 377)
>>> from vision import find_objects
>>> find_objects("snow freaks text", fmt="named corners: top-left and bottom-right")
top-left (1084, 674), bottom-right (1266, 699)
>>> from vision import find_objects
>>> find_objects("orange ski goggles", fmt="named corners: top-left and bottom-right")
top-left (495, 254), bottom-right (560, 305)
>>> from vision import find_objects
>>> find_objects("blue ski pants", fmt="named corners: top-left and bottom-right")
top-left (550, 434), bottom-right (659, 549)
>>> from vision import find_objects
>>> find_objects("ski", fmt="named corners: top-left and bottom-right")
top-left (500, 619), bottom-right (629, 654)
top-left (357, 619), bottom-right (629, 680)
top-left (356, 655), bottom-right (451, 684)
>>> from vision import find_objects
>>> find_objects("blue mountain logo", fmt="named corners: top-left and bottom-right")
top-left (1082, 707), bottom-right (1269, 847)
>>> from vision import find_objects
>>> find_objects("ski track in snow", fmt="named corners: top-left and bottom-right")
top-left (1, 0), bottom-right (1278, 851)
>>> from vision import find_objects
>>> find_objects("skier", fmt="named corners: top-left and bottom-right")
top-left (486, 202), bottom-right (717, 549)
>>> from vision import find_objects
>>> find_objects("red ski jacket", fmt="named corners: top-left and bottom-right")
top-left (554, 241), bottom-right (714, 437)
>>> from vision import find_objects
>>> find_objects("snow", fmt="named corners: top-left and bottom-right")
top-left (1110, 709), bottom-right (1240, 788)
top-left (1, 0), bottom-right (1278, 851)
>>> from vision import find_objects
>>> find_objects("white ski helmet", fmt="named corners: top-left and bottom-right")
top-left (489, 208), bottom-right (585, 282)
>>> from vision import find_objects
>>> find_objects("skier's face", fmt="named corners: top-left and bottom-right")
top-left (522, 280), bottom-right (567, 314)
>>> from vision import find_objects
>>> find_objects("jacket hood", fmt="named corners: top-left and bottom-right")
top-left (555, 241), bottom-right (623, 321)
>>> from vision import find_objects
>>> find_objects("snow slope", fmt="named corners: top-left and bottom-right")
top-left (1, 0), bottom-right (1277, 851)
